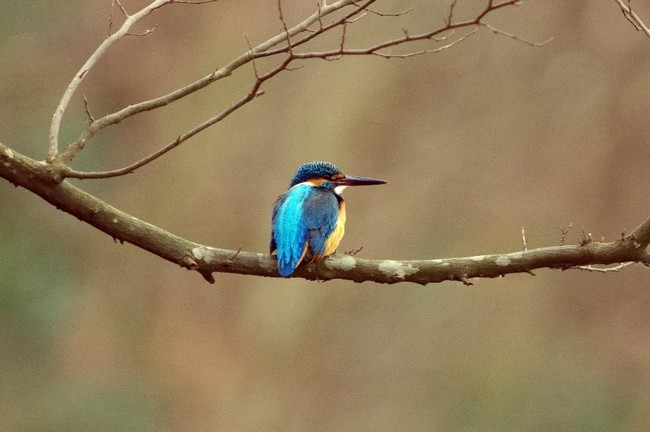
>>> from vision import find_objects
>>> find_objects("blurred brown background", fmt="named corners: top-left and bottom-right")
top-left (1, 0), bottom-right (650, 430)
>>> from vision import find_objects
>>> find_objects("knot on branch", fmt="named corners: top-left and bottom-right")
top-left (41, 159), bottom-right (68, 183)
top-left (182, 255), bottom-right (199, 270)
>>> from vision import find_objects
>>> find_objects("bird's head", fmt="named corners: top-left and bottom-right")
top-left (288, 161), bottom-right (387, 193)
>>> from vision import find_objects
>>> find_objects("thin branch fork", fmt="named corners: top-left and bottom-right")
top-left (61, 0), bottom-right (374, 179)
top-left (48, 0), bottom-right (169, 162)
top-left (614, 0), bottom-right (650, 37)
top-left (51, 0), bottom-right (218, 163)
top-left (64, 57), bottom-right (280, 179)
top-left (59, 0), bottom-right (374, 179)
top-left (65, 30), bottom-right (295, 179)
top-left (59, 0), bottom-right (406, 179)
top-left (53, 0), bottom-right (364, 167)
top-left (293, 1), bottom-right (551, 60)
top-left (57, 0), bottom-right (546, 180)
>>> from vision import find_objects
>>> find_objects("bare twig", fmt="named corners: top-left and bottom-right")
top-left (447, 0), bottom-right (459, 26)
top-left (227, 245), bottom-right (243, 264)
top-left (244, 34), bottom-right (260, 79)
top-left (614, 0), bottom-right (650, 37)
top-left (57, 0), bottom-right (548, 179)
top-left (278, 0), bottom-right (294, 53)
top-left (82, 95), bottom-right (95, 125)
top-left (48, 0), bottom-right (169, 162)
top-left (522, 226), bottom-right (528, 251)
top-left (353, 2), bottom-right (412, 18)
top-left (344, 246), bottom-right (364, 255)
top-left (312, 2), bottom-right (325, 32)
top-left (108, 0), bottom-right (117, 36)
top-left (369, 29), bottom-right (478, 59)
top-left (579, 227), bottom-right (594, 246)
top-left (291, 1), bottom-right (545, 61)
top-left (172, 0), bottom-right (221, 4)
top-left (576, 262), bottom-right (636, 273)
top-left (628, 215), bottom-right (650, 247)
top-left (259, 1), bottom-right (373, 59)
top-left (126, 23), bottom-right (159, 37)
top-left (65, 86), bottom-right (264, 179)
top-left (480, 22), bottom-right (554, 46)
top-left (56, 0), bottom-right (365, 166)
top-left (65, 54), bottom-right (285, 179)
top-left (559, 222), bottom-right (572, 246)
top-left (339, 20), bottom-right (348, 53)
top-left (115, 0), bottom-right (129, 17)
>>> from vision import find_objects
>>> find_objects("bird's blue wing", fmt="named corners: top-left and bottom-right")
top-left (302, 188), bottom-right (340, 256)
top-left (271, 185), bottom-right (312, 276)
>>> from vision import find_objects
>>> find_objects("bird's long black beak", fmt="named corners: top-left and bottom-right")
top-left (336, 175), bottom-right (387, 186)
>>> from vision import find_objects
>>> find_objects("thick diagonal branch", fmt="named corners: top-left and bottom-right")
top-left (3, 144), bottom-right (648, 285)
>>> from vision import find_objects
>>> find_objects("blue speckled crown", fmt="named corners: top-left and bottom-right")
top-left (289, 161), bottom-right (342, 187)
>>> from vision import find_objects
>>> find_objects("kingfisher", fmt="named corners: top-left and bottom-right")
top-left (270, 161), bottom-right (387, 277)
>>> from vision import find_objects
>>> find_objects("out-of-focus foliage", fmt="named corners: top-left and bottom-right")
top-left (1, 0), bottom-right (650, 430)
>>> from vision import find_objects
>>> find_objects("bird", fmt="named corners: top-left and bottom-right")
top-left (270, 161), bottom-right (387, 277)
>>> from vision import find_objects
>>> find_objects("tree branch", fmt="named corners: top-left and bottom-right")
top-left (292, 2), bottom-right (551, 61)
top-left (52, 0), bottom-right (549, 180)
top-left (55, 0), bottom-right (363, 166)
top-left (2, 144), bottom-right (648, 285)
top-left (614, 0), bottom-right (650, 37)
top-left (48, 0), bottom-right (169, 162)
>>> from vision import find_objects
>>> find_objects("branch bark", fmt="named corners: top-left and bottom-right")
top-left (2, 144), bottom-right (648, 285)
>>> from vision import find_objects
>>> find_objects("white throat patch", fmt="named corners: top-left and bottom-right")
top-left (334, 185), bottom-right (348, 195)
